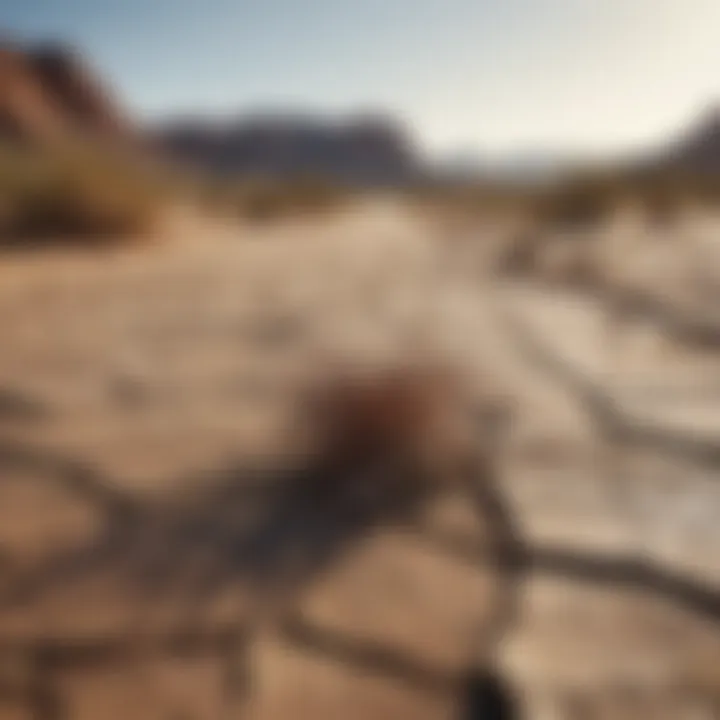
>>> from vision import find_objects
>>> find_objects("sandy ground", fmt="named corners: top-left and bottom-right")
top-left (0, 201), bottom-right (719, 718)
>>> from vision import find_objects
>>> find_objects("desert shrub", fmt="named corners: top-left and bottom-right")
top-left (608, 169), bottom-right (720, 226)
top-left (639, 185), bottom-right (685, 228)
top-left (495, 230), bottom-right (540, 276)
top-left (307, 366), bottom-right (454, 464)
top-left (404, 183), bottom-right (533, 225)
top-left (532, 176), bottom-right (624, 230)
top-left (0, 143), bottom-right (162, 245)
top-left (204, 175), bottom-right (351, 223)
top-left (531, 167), bottom-right (720, 232)
top-left (299, 363), bottom-right (512, 513)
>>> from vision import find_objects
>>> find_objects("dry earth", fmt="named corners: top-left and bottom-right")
top-left (0, 201), bottom-right (719, 718)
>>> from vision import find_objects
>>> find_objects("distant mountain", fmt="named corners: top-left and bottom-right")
top-left (0, 38), bottom-right (422, 185)
top-left (665, 107), bottom-right (720, 173)
top-left (640, 106), bottom-right (720, 175)
top-left (0, 39), bottom-right (134, 145)
top-left (153, 113), bottom-right (423, 185)
top-left (4, 35), bottom-right (717, 188)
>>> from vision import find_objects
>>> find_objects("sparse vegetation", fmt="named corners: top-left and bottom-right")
top-left (202, 175), bottom-right (353, 223)
top-left (531, 176), bottom-right (622, 230)
top-left (404, 182), bottom-right (536, 225)
top-left (0, 143), bottom-right (163, 245)
top-left (536, 169), bottom-right (720, 232)
top-left (422, 168), bottom-right (720, 237)
top-left (489, 166), bottom-right (720, 291)
top-left (634, 170), bottom-right (720, 225)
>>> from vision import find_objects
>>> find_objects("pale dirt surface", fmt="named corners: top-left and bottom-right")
top-left (0, 201), bottom-right (719, 718)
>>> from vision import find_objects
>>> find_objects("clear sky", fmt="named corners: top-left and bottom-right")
top-left (3, 0), bottom-right (720, 158)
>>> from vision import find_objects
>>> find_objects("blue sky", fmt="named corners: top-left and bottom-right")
top-left (3, 0), bottom-right (720, 157)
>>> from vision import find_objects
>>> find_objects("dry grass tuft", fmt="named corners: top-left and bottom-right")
top-left (531, 178), bottom-right (621, 231)
top-left (306, 366), bottom-right (461, 465)
top-left (0, 142), bottom-right (162, 245)
top-left (300, 363), bottom-right (512, 504)
top-left (202, 176), bottom-right (352, 223)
